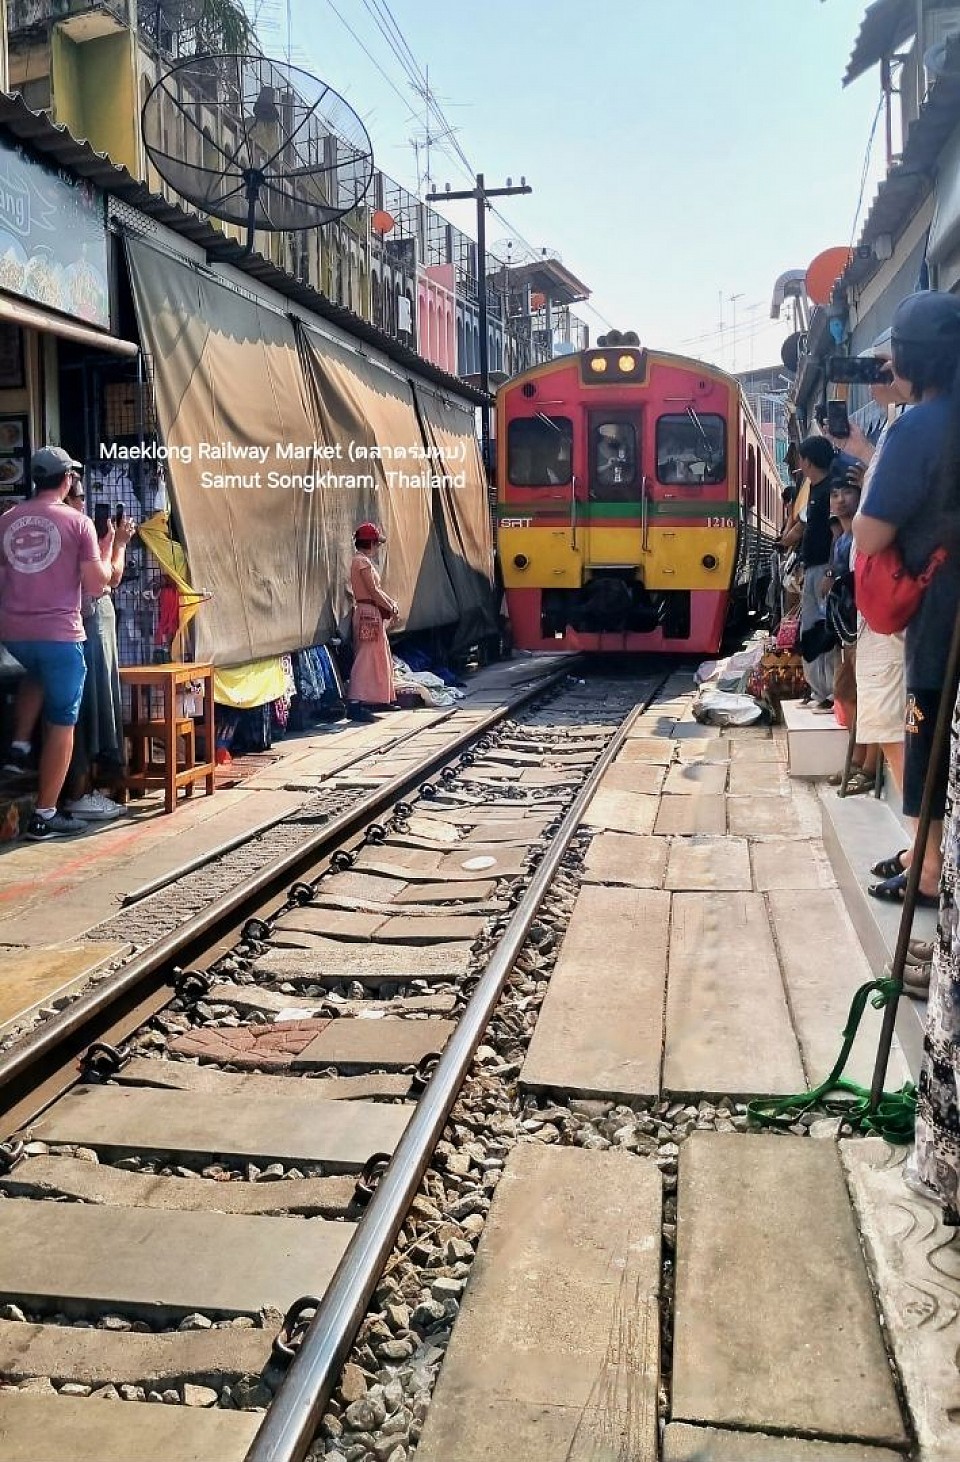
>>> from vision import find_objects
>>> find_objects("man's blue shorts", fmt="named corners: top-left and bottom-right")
top-left (5, 640), bottom-right (86, 727)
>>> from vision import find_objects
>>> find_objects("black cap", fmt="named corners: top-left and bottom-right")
top-left (891, 291), bottom-right (960, 346)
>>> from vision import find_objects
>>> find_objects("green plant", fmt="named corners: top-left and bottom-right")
top-left (195, 0), bottom-right (255, 53)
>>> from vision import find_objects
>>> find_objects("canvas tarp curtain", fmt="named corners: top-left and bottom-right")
top-left (412, 386), bottom-right (497, 648)
top-left (295, 322), bottom-right (459, 635)
top-left (125, 236), bottom-right (332, 666)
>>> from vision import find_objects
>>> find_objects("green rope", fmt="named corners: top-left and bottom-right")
top-left (747, 978), bottom-right (918, 1143)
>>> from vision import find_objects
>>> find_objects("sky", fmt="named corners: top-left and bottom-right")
top-left (244, 0), bottom-right (888, 376)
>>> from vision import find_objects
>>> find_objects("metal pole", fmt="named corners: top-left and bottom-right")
top-left (476, 173), bottom-right (490, 470)
top-left (245, 699), bottom-right (648, 1462)
top-left (869, 606), bottom-right (960, 1109)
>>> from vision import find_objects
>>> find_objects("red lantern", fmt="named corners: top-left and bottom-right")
top-left (372, 210), bottom-right (396, 235)
top-left (530, 291), bottom-right (546, 311)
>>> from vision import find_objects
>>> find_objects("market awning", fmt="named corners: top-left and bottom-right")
top-left (0, 290), bottom-right (139, 357)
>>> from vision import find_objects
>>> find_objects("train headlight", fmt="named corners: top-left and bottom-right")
top-left (702, 554), bottom-right (719, 570)
top-left (589, 356), bottom-right (608, 374)
top-left (618, 354), bottom-right (635, 373)
top-left (513, 553), bottom-right (530, 569)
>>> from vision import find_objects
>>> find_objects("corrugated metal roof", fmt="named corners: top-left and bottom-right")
top-left (843, 0), bottom-right (915, 87)
top-left (839, 46), bottom-right (960, 293)
top-left (0, 91), bottom-right (490, 407)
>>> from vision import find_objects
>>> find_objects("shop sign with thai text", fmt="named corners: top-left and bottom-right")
top-left (0, 135), bottom-right (109, 329)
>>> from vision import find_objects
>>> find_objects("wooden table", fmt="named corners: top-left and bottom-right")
top-left (120, 663), bottom-right (215, 815)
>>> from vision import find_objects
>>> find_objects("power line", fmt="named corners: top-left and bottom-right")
top-left (849, 95), bottom-right (884, 248)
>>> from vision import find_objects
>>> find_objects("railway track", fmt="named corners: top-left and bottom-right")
top-left (0, 663), bottom-right (674, 1462)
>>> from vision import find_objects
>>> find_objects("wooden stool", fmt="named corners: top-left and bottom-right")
top-left (120, 663), bottom-right (215, 815)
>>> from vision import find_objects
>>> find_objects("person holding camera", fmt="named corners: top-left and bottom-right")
top-left (793, 435), bottom-right (839, 708)
top-left (0, 447), bottom-right (114, 839)
top-left (60, 483), bottom-right (135, 821)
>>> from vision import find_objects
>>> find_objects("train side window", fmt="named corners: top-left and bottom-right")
top-left (656, 412), bottom-right (726, 485)
top-left (507, 416), bottom-right (573, 486)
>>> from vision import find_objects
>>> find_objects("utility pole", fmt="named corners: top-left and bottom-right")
top-left (426, 173), bottom-right (532, 471)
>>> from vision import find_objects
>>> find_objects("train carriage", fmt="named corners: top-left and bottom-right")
top-left (496, 340), bottom-right (782, 653)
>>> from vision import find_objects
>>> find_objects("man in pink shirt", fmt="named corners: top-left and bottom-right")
top-left (0, 447), bottom-right (115, 839)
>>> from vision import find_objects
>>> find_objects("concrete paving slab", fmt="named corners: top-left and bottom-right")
top-left (310, 891), bottom-right (503, 918)
top-left (582, 786), bottom-right (659, 835)
top-left (727, 760), bottom-right (789, 796)
top-left (727, 789), bottom-right (821, 840)
top-left (654, 796), bottom-right (726, 835)
top-left (522, 886), bottom-right (669, 1099)
top-left (663, 893), bottom-right (805, 1097)
top-left (592, 761), bottom-right (667, 796)
top-left (393, 880), bottom-right (498, 904)
top-left (663, 763), bottom-right (728, 796)
top-left (672, 1133), bottom-right (906, 1447)
top-left (409, 817), bottom-right (546, 843)
top-left (115, 1055), bottom-right (412, 1101)
top-left (664, 836), bottom-right (751, 892)
top-left (373, 914), bottom-right (487, 943)
top-left (415, 1143), bottom-right (661, 1462)
top-left (28, 1085), bottom-right (411, 1169)
top-left (313, 871), bottom-right (410, 903)
top-left (674, 740), bottom-right (731, 764)
top-left (205, 983), bottom-right (455, 1019)
top-left (0, 943), bottom-right (127, 1032)
top-left (767, 889), bottom-right (909, 1089)
top-left (273, 907), bottom-right (384, 941)
top-left (0, 1202), bottom-right (354, 1321)
top-left (0, 1316), bottom-right (273, 1386)
top-left (0, 1392), bottom-right (260, 1462)
top-left (254, 940), bottom-right (472, 983)
top-left (614, 739), bottom-right (675, 764)
top-left (671, 722), bottom-right (722, 739)
top-left (517, 768), bottom-right (582, 786)
top-left (727, 740), bottom-right (781, 761)
top-left (750, 838), bottom-right (837, 891)
top-left (582, 831), bottom-right (668, 888)
top-left (841, 1137), bottom-right (960, 1462)
top-left (293, 1017), bottom-right (454, 1069)
top-left (1, 1155), bottom-right (359, 1216)
top-left (355, 845), bottom-right (526, 881)
top-left (663, 1426), bottom-right (904, 1461)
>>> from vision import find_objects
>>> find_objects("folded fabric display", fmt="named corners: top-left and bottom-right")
top-left (392, 656), bottom-right (465, 708)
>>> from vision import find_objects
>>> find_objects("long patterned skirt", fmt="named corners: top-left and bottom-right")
top-left (915, 690), bottom-right (960, 1225)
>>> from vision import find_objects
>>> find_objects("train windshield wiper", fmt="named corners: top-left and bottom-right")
top-left (686, 405), bottom-right (717, 463)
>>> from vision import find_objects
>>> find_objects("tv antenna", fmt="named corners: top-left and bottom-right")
top-left (142, 53), bottom-right (375, 254)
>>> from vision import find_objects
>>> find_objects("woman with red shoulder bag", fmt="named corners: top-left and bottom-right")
top-left (852, 291), bottom-right (960, 905)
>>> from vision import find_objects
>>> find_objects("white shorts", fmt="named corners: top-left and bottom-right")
top-left (855, 621), bottom-right (905, 744)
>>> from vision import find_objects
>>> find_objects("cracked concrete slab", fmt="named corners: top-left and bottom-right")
top-left (672, 1133), bottom-right (906, 1447)
top-left (415, 1144), bottom-right (661, 1462)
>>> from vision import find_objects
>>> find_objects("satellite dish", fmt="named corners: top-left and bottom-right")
top-left (142, 54), bottom-right (375, 254)
top-left (805, 247), bottom-right (853, 307)
top-left (781, 331), bottom-right (806, 373)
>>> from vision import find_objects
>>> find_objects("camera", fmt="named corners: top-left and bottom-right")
top-left (827, 355), bottom-right (893, 386)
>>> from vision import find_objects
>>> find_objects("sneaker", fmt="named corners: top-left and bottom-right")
top-left (24, 811), bottom-right (86, 840)
top-left (63, 791), bottom-right (122, 823)
top-left (2, 746), bottom-right (32, 776)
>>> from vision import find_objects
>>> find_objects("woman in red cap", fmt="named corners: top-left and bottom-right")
top-left (346, 522), bottom-right (400, 722)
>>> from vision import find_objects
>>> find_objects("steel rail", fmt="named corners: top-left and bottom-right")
top-left (246, 695), bottom-right (647, 1462)
top-left (0, 665), bottom-right (572, 1124)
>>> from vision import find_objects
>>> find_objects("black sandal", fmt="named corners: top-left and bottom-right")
top-left (868, 872), bottom-right (938, 907)
top-left (871, 849), bottom-right (909, 879)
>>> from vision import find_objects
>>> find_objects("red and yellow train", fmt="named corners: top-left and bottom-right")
top-left (495, 339), bottom-right (782, 653)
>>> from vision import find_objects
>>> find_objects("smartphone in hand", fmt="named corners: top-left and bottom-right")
top-left (826, 400), bottom-right (850, 438)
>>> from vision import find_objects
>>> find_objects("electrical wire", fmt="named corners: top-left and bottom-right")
top-left (849, 95), bottom-right (884, 249)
